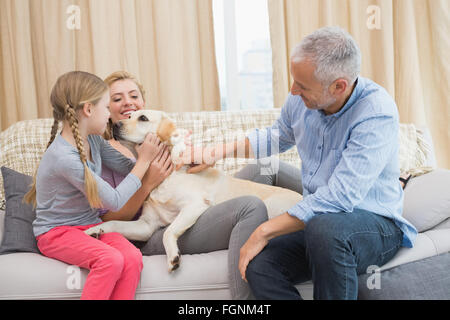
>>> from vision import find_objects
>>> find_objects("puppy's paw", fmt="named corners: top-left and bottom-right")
top-left (167, 251), bottom-right (181, 273)
top-left (84, 226), bottom-right (105, 239)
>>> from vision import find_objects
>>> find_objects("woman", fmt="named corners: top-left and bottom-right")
top-left (99, 71), bottom-right (170, 223)
top-left (99, 71), bottom-right (268, 300)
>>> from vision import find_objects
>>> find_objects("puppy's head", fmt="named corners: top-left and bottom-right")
top-left (113, 110), bottom-right (176, 144)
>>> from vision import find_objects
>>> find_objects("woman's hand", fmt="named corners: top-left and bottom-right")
top-left (238, 226), bottom-right (269, 282)
top-left (142, 145), bottom-right (174, 190)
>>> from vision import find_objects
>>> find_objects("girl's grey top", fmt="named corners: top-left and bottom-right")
top-left (33, 134), bottom-right (141, 237)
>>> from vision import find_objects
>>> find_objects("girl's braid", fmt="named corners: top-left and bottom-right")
top-left (64, 104), bottom-right (87, 164)
top-left (46, 117), bottom-right (60, 149)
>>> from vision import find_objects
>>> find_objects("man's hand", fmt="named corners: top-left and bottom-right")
top-left (238, 213), bottom-right (306, 282)
top-left (238, 226), bottom-right (269, 282)
top-left (175, 138), bottom-right (253, 173)
top-left (184, 129), bottom-right (192, 146)
top-left (175, 145), bottom-right (217, 173)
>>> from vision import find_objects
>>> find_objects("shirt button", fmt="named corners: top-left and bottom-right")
top-left (309, 171), bottom-right (313, 175)
top-left (318, 146), bottom-right (322, 150)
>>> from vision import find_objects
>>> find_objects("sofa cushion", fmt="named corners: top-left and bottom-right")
top-left (403, 169), bottom-right (450, 232)
top-left (0, 167), bottom-right (39, 255)
top-left (398, 124), bottom-right (435, 174)
top-left (0, 249), bottom-right (314, 300)
top-left (0, 250), bottom-right (230, 300)
top-left (0, 118), bottom-right (56, 210)
top-left (1, 234), bottom-right (447, 300)
top-left (358, 252), bottom-right (450, 299)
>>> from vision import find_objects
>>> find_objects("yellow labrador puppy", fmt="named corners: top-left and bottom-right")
top-left (85, 110), bottom-right (302, 272)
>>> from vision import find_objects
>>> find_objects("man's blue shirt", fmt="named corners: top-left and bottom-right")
top-left (247, 77), bottom-right (417, 247)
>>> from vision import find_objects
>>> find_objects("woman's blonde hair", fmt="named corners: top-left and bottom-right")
top-left (24, 71), bottom-right (108, 208)
top-left (103, 71), bottom-right (146, 140)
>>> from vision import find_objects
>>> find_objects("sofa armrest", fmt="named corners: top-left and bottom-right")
top-left (379, 229), bottom-right (450, 272)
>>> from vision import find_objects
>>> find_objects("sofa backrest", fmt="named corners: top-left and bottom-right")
top-left (0, 109), bottom-right (435, 209)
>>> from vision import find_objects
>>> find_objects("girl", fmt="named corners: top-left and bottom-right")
top-left (24, 71), bottom-right (163, 300)
top-left (98, 71), bottom-right (269, 300)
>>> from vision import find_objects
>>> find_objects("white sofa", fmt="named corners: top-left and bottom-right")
top-left (0, 109), bottom-right (449, 300)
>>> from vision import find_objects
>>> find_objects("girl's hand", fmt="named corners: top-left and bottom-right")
top-left (142, 145), bottom-right (174, 190)
top-left (135, 133), bottom-right (165, 163)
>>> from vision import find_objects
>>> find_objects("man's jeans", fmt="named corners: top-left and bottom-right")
top-left (235, 160), bottom-right (403, 300)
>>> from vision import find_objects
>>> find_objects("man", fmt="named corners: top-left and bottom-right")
top-left (180, 26), bottom-right (417, 299)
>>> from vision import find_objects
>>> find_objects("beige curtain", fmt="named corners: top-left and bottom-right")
top-left (268, 0), bottom-right (450, 169)
top-left (0, 0), bottom-right (220, 132)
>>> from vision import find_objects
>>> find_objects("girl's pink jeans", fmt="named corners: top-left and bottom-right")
top-left (36, 223), bottom-right (143, 300)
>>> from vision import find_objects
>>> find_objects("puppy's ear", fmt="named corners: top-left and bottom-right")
top-left (157, 113), bottom-right (176, 142)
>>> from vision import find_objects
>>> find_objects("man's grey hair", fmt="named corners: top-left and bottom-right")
top-left (291, 26), bottom-right (361, 86)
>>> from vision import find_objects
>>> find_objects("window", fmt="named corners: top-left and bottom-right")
top-left (213, 0), bottom-right (273, 110)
